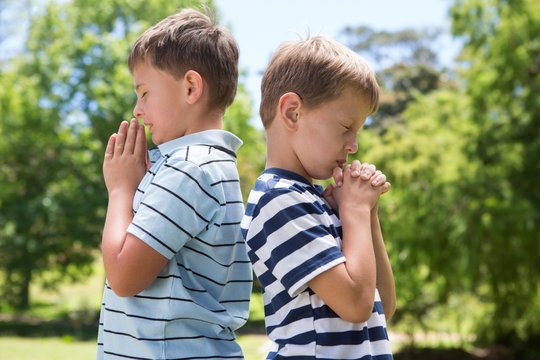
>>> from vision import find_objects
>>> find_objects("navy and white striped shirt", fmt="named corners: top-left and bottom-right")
top-left (241, 168), bottom-right (393, 359)
top-left (97, 130), bottom-right (252, 360)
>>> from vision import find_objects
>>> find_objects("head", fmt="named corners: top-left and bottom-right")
top-left (129, 8), bottom-right (239, 113)
top-left (260, 36), bottom-right (380, 181)
top-left (260, 36), bottom-right (379, 128)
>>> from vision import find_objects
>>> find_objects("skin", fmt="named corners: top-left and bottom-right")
top-left (265, 87), bottom-right (396, 322)
top-left (101, 61), bottom-right (222, 297)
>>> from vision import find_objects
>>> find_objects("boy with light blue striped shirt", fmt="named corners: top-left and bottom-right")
top-left (97, 9), bottom-right (252, 359)
top-left (241, 36), bottom-right (396, 359)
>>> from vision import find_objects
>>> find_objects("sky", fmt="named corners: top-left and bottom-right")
top-left (214, 0), bottom-right (458, 118)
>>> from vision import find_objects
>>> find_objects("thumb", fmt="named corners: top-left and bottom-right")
top-left (332, 166), bottom-right (344, 187)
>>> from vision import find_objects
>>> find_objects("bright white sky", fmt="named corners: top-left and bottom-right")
top-left (214, 0), bottom-right (457, 118)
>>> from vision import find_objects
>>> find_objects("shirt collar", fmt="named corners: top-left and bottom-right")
top-left (263, 167), bottom-right (326, 194)
top-left (157, 130), bottom-right (243, 157)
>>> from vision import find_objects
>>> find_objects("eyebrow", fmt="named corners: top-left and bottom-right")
top-left (135, 84), bottom-right (146, 92)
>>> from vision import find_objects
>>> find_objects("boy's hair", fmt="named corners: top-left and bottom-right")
top-left (128, 8), bottom-right (239, 112)
top-left (259, 36), bottom-right (379, 128)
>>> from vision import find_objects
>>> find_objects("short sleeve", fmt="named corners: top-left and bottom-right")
top-left (247, 188), bottom-right (345, 297)
top-left (128, 159), bottom-right (219, 259)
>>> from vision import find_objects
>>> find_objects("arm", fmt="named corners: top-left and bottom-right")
top-left (310, 166), bottom-right (380, 323)
top-left (102, 120), bottom-right (167, 297)
top-left (371, 205), bottom-right (396, 320)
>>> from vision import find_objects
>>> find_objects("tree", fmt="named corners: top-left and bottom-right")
top-left (343, 26), bottom-right (454, 131)
top-left (0, 0), bottom-right (260, 309)
top-left (450, 0), bottom-right (540, 345)
top-left (345, 0), bottom-right (540, 352)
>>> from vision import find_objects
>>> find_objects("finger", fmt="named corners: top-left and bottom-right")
top-left (124, 119), bottom-right (138, 154)
top-left (332, 167), bottom-right (344, 187)
top-left (361, 163), bottom-right (377, 180)
top-left (323, 184), bottom-right (335, 198)
top-left (350, 160), bottom-right (361, 177)
top-left (104, 134), bottom-right (117, 159)
top-left (380, 181), bottom-right (391, 194)
top-left (371, 171), bottom-right (386, 187)
top-left (115, 121), bottom-right (129, 153)
top-left (135, 123), bottom-right (147, 160)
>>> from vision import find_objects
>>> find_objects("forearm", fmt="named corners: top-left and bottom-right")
top-left (371, 210), bottom-right (396, 320)
top-left (339, 207), bottom-right (377, 317)
top-left (101, 190), bottom-right (135, 282)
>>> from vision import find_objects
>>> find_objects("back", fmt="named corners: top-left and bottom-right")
top-left (241, 168), bottom-right (392, 359)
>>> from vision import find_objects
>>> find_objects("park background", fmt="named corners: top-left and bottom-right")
top-left (1, 0), bottom-right (539, 359)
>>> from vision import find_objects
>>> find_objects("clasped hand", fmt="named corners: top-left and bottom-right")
top-left (323, 160), bottom-right (391, 213)
top-left (103, 119), bottom-right (148, 195)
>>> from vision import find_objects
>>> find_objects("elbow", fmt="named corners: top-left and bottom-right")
top-left (112, 286), bottom-right (139, 298)
top-left (107, 277), bottom-right (143, 298)
top-left (385, 300), bottom-right (397, 322)
top-left (336, 297), bottom-right (375, 324)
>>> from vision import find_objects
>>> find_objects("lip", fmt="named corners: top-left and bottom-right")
top-left (336, 159), bottom-right (346, 168)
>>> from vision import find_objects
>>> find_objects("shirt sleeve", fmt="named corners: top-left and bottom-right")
top-left (127, 159), bottom-right (220, 259)
top-left (247, 188), bottom-right (345, 297)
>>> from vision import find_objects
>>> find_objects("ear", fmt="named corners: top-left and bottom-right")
top-left (277, 92), bottom-right (302, 131)
top-left (183, 70), bottom-right (204, 105)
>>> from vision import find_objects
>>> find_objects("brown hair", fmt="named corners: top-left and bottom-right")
top-left (128, 8), bottom-right (239, 112)
top-left (259, 36), bottom-right (379, 128)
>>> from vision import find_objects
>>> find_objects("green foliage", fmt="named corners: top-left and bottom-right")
top-left (344, 26), bottom-right (454, 130)
top-left (0, 0), bottom-right (260, 309)
top-left (450, 0), bottom-right (540, 343)
top-left (224, 83), bottom-right (265, 200)
top-left (346, 0), bottom-right (540, 349)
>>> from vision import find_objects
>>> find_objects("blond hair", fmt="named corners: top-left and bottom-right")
top-left (128, 8), bottom-right (239, 111)
top-left (259, 36), bottom-right (379, 128)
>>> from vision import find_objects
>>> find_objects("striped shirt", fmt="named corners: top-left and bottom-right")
top-left (241, 168), bottom-right (393, 360)
top-left (97, 130), bottom-right (253, 360)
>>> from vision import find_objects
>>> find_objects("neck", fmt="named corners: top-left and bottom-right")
top-left (185, 108), bottom-right (223, 135)
top-left (265, 127), bottom-right (311, 182)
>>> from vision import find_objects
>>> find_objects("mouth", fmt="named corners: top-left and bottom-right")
top-left (336, 159), bottom-right (346, 169)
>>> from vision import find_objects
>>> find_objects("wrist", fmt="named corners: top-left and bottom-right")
top-left (107, 187), bottom-right (136, 202)
top-left (339, 204), bottom-right (371, 225)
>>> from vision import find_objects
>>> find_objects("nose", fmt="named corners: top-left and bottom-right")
top-left (133, 101), bottom-right (143, 119)
top-left (345, 137), bottom-right (358, 154)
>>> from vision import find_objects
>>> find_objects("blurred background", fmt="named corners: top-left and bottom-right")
top-left (0, 0), bottom-right (539, 359)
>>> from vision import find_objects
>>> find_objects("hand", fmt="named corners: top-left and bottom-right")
top-left (339, 160), bottom-right (391, 193)
top-left (333, 162), bottom-right (390, 211)
top-left (103, 119), bottom-right (148, 195)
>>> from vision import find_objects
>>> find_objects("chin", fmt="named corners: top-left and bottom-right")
top-left (312, 171), bottom-right (333, 182)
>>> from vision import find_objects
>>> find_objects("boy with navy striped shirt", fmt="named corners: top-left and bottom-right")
top-left (97, 9), bottom-right (252, 359)
top-left (241, 36), bottom-right (395, 359)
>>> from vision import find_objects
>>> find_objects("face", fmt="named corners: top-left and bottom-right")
top-left (132, 61), bottom-right (188, 145)
top-left (292, 88), bottom-right (371, 181)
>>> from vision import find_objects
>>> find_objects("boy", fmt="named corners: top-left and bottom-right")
top-left (241, 36), bottom-right (395, 359)
top-left (97, 9), bottom-right (252, 359)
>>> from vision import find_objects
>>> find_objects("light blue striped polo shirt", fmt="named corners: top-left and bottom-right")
top-left (241, 168), bottom-right (393, 359)
top-left (97, 130), bottom-right (253, 360)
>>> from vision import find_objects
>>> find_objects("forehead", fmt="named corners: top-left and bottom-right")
top-left (314, 88), bottom-right (372, 119)
top-left (132, 61), bottom-right (168, 89)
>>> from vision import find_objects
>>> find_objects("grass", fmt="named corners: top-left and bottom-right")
top-left (1, 259), bottom-right (486, 359)
top-left (0, 260), bottom-right (269, 359)
top-left (0, 335), bottom-right (269, 360)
